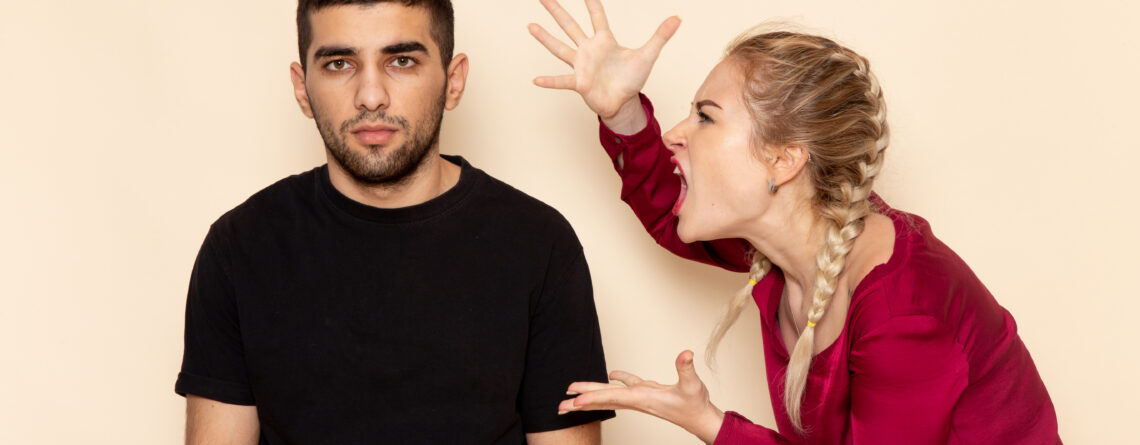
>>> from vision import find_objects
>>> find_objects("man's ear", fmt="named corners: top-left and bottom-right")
top-left (769, 143), bottom-right (811, 188)
top-left (290, 62), bottom-right (314, 119)
top-left (444, 53), bottom-right (469, 111)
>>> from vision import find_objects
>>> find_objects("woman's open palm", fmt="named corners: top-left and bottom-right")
top-left (529, 0), bottom-right (681, 120)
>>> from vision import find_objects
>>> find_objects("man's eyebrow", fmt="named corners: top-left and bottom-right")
top-left (695, 100), bottom-right (722, 110)
top-left (313, 45), bottom-right (356, 60)
top-left (382, 41), bottom-right (428, 55)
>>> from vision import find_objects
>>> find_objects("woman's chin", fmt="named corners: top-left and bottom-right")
top-left (676, 220), bottom-right (705, 244)
top-left (678, 216), bottom-right (731, 244)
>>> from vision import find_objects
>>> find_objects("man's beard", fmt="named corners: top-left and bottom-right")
top-left (313, 91), bottom-right (446, 187)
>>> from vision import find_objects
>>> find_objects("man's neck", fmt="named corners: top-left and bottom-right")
top-left (327, 152), bottom-right (462, 209)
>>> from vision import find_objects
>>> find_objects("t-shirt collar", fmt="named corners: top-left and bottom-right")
top-left (318, 154), bottom-right (480, 224)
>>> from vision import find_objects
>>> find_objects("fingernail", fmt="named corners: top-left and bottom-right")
top-left (566, 391), bottom-right (579, 396)
top-left (558, 410), bottom-right (568, 415)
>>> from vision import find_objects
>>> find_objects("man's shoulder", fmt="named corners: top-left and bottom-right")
top-left (470, 166), bottom-right (576, 236)
top-left (209, 166), bottom-right (323, 236)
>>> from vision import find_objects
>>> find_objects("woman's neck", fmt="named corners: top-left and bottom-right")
top-left (740, 201), bottom-right (823, 298)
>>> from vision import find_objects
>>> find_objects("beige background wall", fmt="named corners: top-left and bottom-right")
top-left (1, 0), bottom-right (1136, 443)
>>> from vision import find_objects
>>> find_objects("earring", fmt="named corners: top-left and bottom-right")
top-left (768, 178), bottom-right (779, 194)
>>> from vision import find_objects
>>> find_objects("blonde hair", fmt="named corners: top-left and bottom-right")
top-left (704, 30), bottom-right (890, 434)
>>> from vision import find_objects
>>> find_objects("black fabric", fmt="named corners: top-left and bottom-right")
top-left (176, 156), bottom-right (614, 444)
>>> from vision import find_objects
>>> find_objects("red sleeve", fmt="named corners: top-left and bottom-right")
top-left (714, 412), bottom-right (797, 444)
top-left (598, 94), bottom-right (751, 272)
top-left (848, 315), bottom-right (968, 444)
top-left (713, 315), bottom-right (968, 444)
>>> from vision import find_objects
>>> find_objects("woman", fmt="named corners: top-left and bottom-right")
top-left (528, 0), bottom-right (1061, 443)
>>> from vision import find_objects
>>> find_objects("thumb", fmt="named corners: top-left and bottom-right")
top-left (675, 349), bottom-right (700, 388)
top-left (641, 16), bottom-right (681, 59)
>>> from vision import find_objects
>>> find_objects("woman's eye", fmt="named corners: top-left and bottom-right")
top-left (326, 60), bottom-right (349, 71)
top-left (391, 56), bottom-right (417, 68)
top-left (697, 111), bottom-right (712, 123)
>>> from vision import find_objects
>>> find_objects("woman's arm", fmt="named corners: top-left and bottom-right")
top-left (529, 0), bottom-right (750, 271)
top-left (712, 412), bottom-right (795, 444)
top-left (846, 315), bottom-right (967, 442)
top-left (557, 351), bottom-right (796, 445)
top-left (599, 94), bottom-right (751, 271)
top-left (711, 315), bottom-right (967, 444)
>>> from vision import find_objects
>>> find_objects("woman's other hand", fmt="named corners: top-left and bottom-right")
top-left (529, 0), bottom-right (680, 134)
top-left (559, 350), bottom-right (725, 444)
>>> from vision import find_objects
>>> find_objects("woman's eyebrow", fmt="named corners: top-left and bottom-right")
top-left (695, 100), bottom-right (722, 110)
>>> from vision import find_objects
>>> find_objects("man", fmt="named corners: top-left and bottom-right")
top-left (174, 1), bottom-right (614, 443)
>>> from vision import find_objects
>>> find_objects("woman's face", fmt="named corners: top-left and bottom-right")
top-left (665, 59), bottom-right (773, 243)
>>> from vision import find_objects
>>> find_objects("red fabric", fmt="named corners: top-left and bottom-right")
top-left (599, 95), bottom-right (1061, 444)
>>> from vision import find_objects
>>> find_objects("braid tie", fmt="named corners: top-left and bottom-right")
top-left (705, 249), bottom-right (772, 368)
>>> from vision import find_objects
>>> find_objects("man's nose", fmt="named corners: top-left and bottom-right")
top-left (354, 67), bottom-right (390, 111)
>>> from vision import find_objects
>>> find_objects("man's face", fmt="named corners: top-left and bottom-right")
top-left (294, 4), bottom-right (450, 186)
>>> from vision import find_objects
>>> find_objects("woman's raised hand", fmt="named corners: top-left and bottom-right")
top-left (529, 0), bottom-right (680, 131)
top-left (558, 350), bottom-right (725, 444)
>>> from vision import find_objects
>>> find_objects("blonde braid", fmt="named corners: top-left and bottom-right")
top-left (846, 50), bottom-right (890, 184)
top-left (706, 249), bottom-right (771, 369)
top-left (723, 31), bottom-right (890, 434)
top-left (782, 192), bottom-right (868, 431)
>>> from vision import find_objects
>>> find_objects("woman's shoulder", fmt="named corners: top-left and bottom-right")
top-left (848, 197), bottom-right (1005, 342)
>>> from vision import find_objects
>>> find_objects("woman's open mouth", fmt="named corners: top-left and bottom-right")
top-left (672, 159), bottom-right (687, 216)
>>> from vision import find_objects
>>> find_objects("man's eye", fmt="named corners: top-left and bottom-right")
top-left (326, 60), bottom-right (349, 71)
top-left (391, 56), bottom-right (417, 68)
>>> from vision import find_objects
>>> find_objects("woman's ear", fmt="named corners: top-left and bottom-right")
top-left (768, 144), bottom-right (811, 187)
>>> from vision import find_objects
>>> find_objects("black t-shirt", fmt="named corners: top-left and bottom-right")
top-left (176, 156), bottom-right (614, 444)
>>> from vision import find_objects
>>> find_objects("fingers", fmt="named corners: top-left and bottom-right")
top-left (533, 74), bottom-right (576, 90)
top-left (539, 0), bottom-right (589, 45)
top-left (559, 387), bottom-right (642, 414)
top-left (566, 381), bottom-right (622, 395)
top-left (608, 370), bottom-right (643, 386)
top-left (674, 350), bottom-right (702, 391)
top-left (528, 23), bottom-right (577, 65)
top-left (584, 0), bottom-right (610, 34)
top-left (641, 16), bottom-right (682, 59)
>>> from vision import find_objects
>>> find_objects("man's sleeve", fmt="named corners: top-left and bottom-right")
top-left (517, 227), bottom-right (616, 433)
top-left (174, 225), bottom-right (255, 405)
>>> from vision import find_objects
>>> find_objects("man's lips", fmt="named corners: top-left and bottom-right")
top-left (352, 125), bottom-right (398, 145)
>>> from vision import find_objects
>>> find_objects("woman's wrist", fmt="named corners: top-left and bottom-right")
top-left (686, 404), bottom-right (726, 445)
top-left (600, 95), bottom-right (648, 135)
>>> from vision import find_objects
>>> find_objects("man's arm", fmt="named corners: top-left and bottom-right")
top-left (179, 228), bottom-right (260, 444)
top-left (526, 421), bottom-right (602, 445)
top-left (186, 395), bottom-right (260, 445)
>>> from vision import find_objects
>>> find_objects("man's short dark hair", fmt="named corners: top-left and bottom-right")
top-left (297, 0), bottom-right (454, 71)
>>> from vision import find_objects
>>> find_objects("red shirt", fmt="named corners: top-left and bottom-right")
top-left (598, 95), bottom-right (1060, 444)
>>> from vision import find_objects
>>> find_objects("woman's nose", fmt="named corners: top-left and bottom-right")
top-left (663, 121), bottom-right (687, 154)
